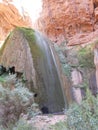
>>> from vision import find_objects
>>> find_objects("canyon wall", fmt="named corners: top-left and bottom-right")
top-left (1, 0), bottom-right (98, 45)
top-left (0, 2), bottom-right (32, 40)
top-left (36, 0), bottom-right (98, 45)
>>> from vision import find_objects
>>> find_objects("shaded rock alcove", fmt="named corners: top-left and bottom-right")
top-left (0, 27), bottom-right (70, 113)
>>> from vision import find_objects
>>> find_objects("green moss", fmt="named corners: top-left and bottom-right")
top-left (0, 77), bottom-right (5, 82)
top-left (16, 27), bottom-right (36, 42)
top-left (16, 27), bottom-right (43, 58)
top-left (1, 27), bottom-right (44, 59)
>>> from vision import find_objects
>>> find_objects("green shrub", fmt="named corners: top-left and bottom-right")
top-left (0, 73), bottom-right (41, 128)
top-left (78, 47), bottom-right (95, 68)
top-left (13, 118), bottom-right (36, 130)
top-left (52, 90), bottom-right (98, 130)
top-left (0, 83), bottom-right (34, 127)
top-left (0, 118), bottom-right (36, 130)
top-left (0, 77), bottom-right (6, 82)
top-left (54, 44), bottom-right (71, 77)
top-left (66, 92), bottom-right (98, 130)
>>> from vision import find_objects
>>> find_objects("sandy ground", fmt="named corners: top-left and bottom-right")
top-left (28, 114), bottom-right (66, 130)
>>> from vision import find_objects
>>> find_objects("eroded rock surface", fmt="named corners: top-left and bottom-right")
top-left (36, 0), bottom-right (98, 45)
top-left (0, 2), bottom-right (31, 40)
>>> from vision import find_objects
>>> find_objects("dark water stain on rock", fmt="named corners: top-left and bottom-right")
top-left (89, 71), bottom-right (98, 97)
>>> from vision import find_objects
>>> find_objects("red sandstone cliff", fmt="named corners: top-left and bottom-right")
top-left (1, 0), bottom-right (98, 46)
top-left (36, 0), bottom-right (98, 45)
top-left (0, 2), bottom-right (31, 40)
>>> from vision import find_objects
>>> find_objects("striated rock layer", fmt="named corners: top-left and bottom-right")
top-left (0, 2), bottom-right (31, 40)
top-left (36, 0), bottom-right (98, 45)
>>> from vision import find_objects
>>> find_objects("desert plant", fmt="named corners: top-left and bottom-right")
top-left (52, 90), bottom-right (98, 130)
top-left (0, 82), bottom-right (34, 127)
top-left (13, 118), bottom-right (36, 130)
top-left (78, 47), bottom-right (95, 69)
top-left (0, 118), bottom-right (36, 130)
top-left (66, 91), bottom-right (98, 130)
top-left (54, 44), bottom-right (71, 77)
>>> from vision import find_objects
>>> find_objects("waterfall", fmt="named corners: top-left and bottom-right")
top-left (32, 32), bottom-right (67, 113)
top-left (0, 27), bottom-right (67, 113)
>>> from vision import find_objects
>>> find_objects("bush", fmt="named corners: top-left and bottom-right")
top-left (0, 75), bottom-right (41, 129)
top-left (13, 118), bottom-right (36, 130)
top-left (52, 90), bottom-right (98, 130)
top-left (66, 93), bottom-right (98, 130)
top-left (54, 44), bottom-right (71, 78)
top-left (78, 47), bottom-right (95, 68)
top-left (0, 82), bottom-right (34, 127)
top-left (0, 118), bottom-right (36, 130)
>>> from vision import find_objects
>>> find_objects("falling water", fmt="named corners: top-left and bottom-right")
top-left (32, 32), bottom-right (67, 113)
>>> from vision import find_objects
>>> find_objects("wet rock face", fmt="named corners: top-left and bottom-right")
top-left (0, 28), bottom-right (36, 89)
top-left (0, 27), bottom-right (68, 113)
top-left (36, 0), bottom-right (98, 45)
top-left (89, 72), bottom-right (98, 97)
